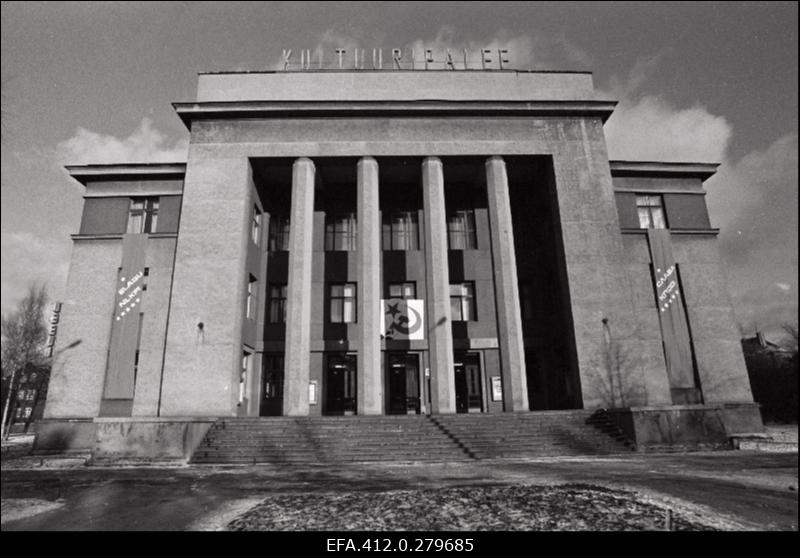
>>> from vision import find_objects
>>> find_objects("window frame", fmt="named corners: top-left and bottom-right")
top-left (329, 282), bottom-right (358, 323)
top-left (447, 209), bottom-right (478, 250)
top-left (127, 197), bottom-right (159, 234)
top-left (268, 216), bottom-right (291, 252)
top-left (450, 282), bottom-right (477, 322)
top-left (325, 212), bottom-right (357, 251)
top-left (388, 282), bottom-right (417, 299)
top-left (636, 194), bottom-right (668, 229)
top-left (268, 284), bottom-right (287, 323)
top-left (382, 211), bottom-right (419, 250)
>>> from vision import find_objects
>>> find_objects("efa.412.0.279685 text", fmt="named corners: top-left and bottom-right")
top-left (326, 538), bottom-right (475, 552)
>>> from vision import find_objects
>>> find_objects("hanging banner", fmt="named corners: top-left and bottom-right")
top-left (104, 234), bottom-right (148, 399)
top-left (647, 229), bottom-right (696, 392)
top-left (383, 299), bottom-right (425, 341)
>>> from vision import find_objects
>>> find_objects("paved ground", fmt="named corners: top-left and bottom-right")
top-left (1, 447), bottom-right (797, 531)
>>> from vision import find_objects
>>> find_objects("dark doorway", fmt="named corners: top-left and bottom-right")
top-left (387, 352), bottom-right (420, 414)
top-left (325, 354), bottom-right (357, 415)
top-left (454, 353), bottom-right (483, 413)
top-left (260, 354), bottom-right (284, 416)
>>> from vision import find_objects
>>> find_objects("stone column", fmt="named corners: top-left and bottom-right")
top-left (422, 157), bottom-right (456, 414)
top-left (284, 157), bottom-right (315, 416)
top-left (486, 156), bottom-right (529, 411)
top-left (357, 157), bottom-right (383, 415)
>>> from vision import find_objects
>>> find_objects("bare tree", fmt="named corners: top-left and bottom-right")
top-left (1, 283), bottom-right (48, 439)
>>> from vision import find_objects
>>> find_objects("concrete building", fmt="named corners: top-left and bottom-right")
top-left (37, 68), bottom-right (763, 458)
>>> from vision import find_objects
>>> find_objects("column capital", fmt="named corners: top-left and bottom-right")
top-left (485, 155), bottom-right (505, 166)
top-left (293, 157), bottom-right (315, 169)
top-left (422, 156), bottom-right (443, 167)
top-left (358, 156), bottom-right (378, 168)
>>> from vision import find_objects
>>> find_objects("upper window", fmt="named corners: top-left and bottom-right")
top-left (246, 275), bottom-right (257, 319)
top-left (251, 206), bottom-right (262, 245)
top-left (636, 195), bottom-right (667, 229)
top-left (325, 213), bottom-right (357, 251)
top-left (268, 284), bottom-right (287, 323)
top-left (450, 282), bottom-right (477, 322)
top-left (268, 216), bottom-right (290, 251)
top-left (330, 283), bottom-right (357, 323)
top-left (127, 197), bottom-right (159, 234)
top-left (447, 210), bottom-right (477, 250)
top-left (382, 211), bottom-right (419, 250)
top-left (388, 282), bottom-right (416, 299)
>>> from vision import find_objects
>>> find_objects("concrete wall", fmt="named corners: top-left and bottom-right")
top-left (196, 71), bottom-right (598, 103)
top-left (45, 240), bottom-right (121, 418)
top-left (159, 151), bottom-right (252, 416)
top-left (92, 418), bottom-right (215, 462)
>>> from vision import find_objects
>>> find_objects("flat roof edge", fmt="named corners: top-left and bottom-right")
top-left (609, 160), bottom-right (720, 180)
top-left (66, 163), bottom-right (187, 185)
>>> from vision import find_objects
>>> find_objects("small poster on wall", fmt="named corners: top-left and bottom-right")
top-left (309, 381), bottom-right (318, 405)
top-left (491, 377), bottom-right (503, 401)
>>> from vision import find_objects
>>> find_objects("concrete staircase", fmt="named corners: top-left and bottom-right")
top-left (190, 411), bottom-right (634, 464)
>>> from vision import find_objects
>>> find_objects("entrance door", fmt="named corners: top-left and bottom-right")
top-left (260, 354), bottom-right (284, 416)
top-left (454, 353), bottom-right (483, 413)
top-left (325, 354), bottom-right (357, 415)
top-left (387, 353), bottom-right (420, 414)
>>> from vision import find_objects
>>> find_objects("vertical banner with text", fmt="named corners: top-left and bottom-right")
top-left (647, 229), bottom-right (697, 396)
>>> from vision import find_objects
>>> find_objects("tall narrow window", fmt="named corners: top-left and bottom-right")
top-left (519, 283), bottom-right (534, 321)
top-left (269, 284), bottom-right (287, 323)
top-left (133, 313), bottom-right (144, 382)
top-left (325, 213), bottom-right (357, 251)
top-left (388, 282), bottom-right (416, 299)
top-left (127, 197), bottom-right (159, 234)
top-left (330, 283), bottom-right (357, 323)
top-left (268, 216), bottom-right (290, 251)
top-left (382, 211), bottom-right (419, 250)
top-left (447, 210), bottom-right (477, 249)
top-left (450, 282), bottom-right (477, 321)
top-left (246, 275), bottom-right (257, 319)
top-left (251, 206), bottom-right (262, 245)
top-left (636, 195), bottom-right (667, 229)
top-left (239, 352), bottom-right (250, 406)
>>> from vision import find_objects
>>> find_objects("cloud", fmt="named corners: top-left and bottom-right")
top-left (56, 117), bottom-right (188, 165)
top-left (603, 96), bottom-right (732, 163)
top-left (706, 133), bottom-right (798, 332)
top-left (0, 231), bottom-right (71, 316)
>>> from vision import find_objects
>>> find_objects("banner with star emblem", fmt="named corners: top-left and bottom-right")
top-left (647, 229), bottom-right (696, 391)
top-left (104, 233), bottom-right (148, 399)
top-left (383, 299), bottom-right (425, 340)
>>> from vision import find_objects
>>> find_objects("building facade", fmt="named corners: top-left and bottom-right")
top-left (38, 69), bottom-right (762, 455)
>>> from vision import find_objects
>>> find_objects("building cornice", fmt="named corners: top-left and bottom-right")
top-left (172, 100), bottom-right (618, 129)
top-left (610, 161), bottom-right (719, 181)
top-left (66, 163), bottom-right (187, 186)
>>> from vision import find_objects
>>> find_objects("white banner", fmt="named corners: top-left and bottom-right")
top-left (382, 299), bottom-right (425, 340)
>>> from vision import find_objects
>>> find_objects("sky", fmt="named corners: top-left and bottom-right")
top-left (1, 1), bottom-right (797, 340)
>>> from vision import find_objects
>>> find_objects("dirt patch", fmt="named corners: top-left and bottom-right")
top-left (227, 483), bottom-right (715, 531)
top-left (1, 498), bottom-right (65, 524)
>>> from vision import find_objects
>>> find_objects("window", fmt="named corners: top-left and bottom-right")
top-left (251, 206), bottom-right (262, 245)
top-left (239, 352), bottom-right (250, 406)
top-left (246, 275), bottom-right (257, 319)
top-left (519, 283), bottom-right (534, 321)
top-left (330, 283), bottom-right (357, 323)
top-left (450, 282), bottom-right (477, 321)
top-left (127, 197), bottom-right (159, 234)
top-left (325, 213), bottom-right (357, 251)
top-left (447, 210), bottom-right (477, 249)
top-left (382, 211), bottom-right (419, 250)
top-left (25, 390), bottom-right (35, 401)
top-left (133, 313), bottom-right (144, 382)
top-left (388, 282), bottom-right (416, 299)
top-left (636, 195), bottom-right (667, 229)
top-left (268, 284), bottom-right (287, 323)
top-left (268, 216), bottom-right (290, 251)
